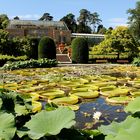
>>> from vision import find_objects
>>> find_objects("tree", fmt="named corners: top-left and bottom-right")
top-left (0, 14), bottom-right (9, 29)
top-left (127, 1), bottom-right (140, 41)
top-left (92, 26), bottom-right (139, 59)
top-left (60, 13), bottom-right (77, 32)
top-left (77, 9), bottom-right (91, 33)
top-left (90, 12), bottom-right (102, 33)
top-left (39, 13), bottom-right (53, 21)
top-left (97, 25), bottom-right (107, 34)
top-left (0, 29), bottom-right (9, 54)
top-left (13, 16), bottom-right (20, 20)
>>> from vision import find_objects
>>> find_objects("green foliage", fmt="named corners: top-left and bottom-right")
top-left (28, 37), bottom-right (40, 59)
top-left (0, 14), bottom-right (9, 29)
top-left (99, 116), bottom-right (140, 140)
top-left (77, 9), bottom-right (101, 33)
top-left (0, 112), bottom-right (16, 140)
top-left (0, 55), bottom-right (27, 66)
top-left (60, 13), bottom-right (77, 33)
top-left (92, 26), bottom-right (139, 59)
top-left (127, 1), bottom-right (140, 41)
top-left (0, 29), bottom-right (9, 54)
top-left (132, 57), bottom-right (140, 66)
top-left (38, 36), bottom-right (56, 59)
top-left (2, 58), bottom-right (57, 70)
top-left (23, 108), bottom-right (75, 139)
top-left (125, 97), bottom-right (140, 114)
top-left (72, 37), bottom-right (89, 63)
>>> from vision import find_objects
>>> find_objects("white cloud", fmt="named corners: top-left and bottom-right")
top-left (10, 14), bottom-right (41, 20)
top-left (107, 18), bottom-right (128, 27)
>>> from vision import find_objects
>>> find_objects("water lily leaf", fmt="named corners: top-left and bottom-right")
top-left (0, 112), bottom-right (16, 140)
top-left (24, 107), bottom-right (75, 139)
top-left (125, 97), bottom-right (140, 114)
top-left (99, 116), bottom-right (140, 140)
top-left (15, 104), bottom-right (29, 116)
top-left (0, 98), bottom-right (2, 109)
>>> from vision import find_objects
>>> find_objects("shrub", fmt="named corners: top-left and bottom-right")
top-left (71, 37), bottom-right (89, 63)
top-left (132, 57), bottom-right (140, 66)
top-left (38, 36), bottom-right (56, 59)
top-left (0, 55), bottom-right (27, 66)
top-left (1, 58), bottom-right (57, 70)
top-left (28, 37), bottom-right (40, 59)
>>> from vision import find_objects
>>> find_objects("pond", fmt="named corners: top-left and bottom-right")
top-left (0, 64), bottom-right (139, 129)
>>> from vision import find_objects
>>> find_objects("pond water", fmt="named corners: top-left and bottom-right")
top-left (75, 97), bottom-right (128, 129)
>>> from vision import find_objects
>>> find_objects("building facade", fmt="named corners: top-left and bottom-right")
top-left (6, 20), bottom-right (71, 44)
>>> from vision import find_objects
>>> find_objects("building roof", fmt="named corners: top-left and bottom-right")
top-left (7, 20), bottom-right (69, 30)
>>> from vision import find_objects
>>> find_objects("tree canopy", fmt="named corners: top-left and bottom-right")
top-left (0, 14), bottom-right (9, 29)
top-left (127, 1), bottom-right (140, 41)
top-left (92, 26), bottom-right (139, 59)
top-left (39, 13), bottom-right (53, 21)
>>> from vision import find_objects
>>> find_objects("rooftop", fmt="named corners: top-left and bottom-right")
top-left (7, 20), bottom-right (69, 30)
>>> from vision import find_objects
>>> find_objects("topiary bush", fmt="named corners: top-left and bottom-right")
top-left (38, 36), bottom-right (56, 59)
top-left (28, 37), bottom-right (40, 59)
top-left (71, 37), bottom-right (89, 63)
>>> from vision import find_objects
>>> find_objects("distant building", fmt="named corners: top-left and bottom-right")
top-left (6, 20), bottom-right (71, 44)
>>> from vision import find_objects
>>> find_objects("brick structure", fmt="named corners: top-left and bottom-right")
top-left (6, 20), bottom-right (71, 44)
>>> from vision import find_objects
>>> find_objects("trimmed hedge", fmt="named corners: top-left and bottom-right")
top-left (38, 36), bottom-right (56, 59)
top-left (71, 37), bottom-right (89, 63)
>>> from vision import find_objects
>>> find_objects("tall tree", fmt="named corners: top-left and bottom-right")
top-left (39, 13), bottom-right (53, 21)
top-left (13, 16), bottom-right (20, 20)
top-left (90, 12), bottom-right (102, 33)
top-left (77, 9), bottom-right (91, 33)
top-left (127, 1), bottom-right (140, 41)
top-left (0, 14), bottom-right (9, 29)
top-left (60, 13), bottom-right (77, 32)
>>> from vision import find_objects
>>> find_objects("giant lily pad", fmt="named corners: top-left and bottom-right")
top-left (0, 112), bottom-right (16, 140)
top-left (99, 116), bottom-right (140, 140)
top-left (41, 89), bottom-right (65, 99)
top-left (106, 96), bottom-right (133, 104)
top-left (73, 91), bottom-right (99, 99)
top-left (125, 97), bottom-right (140, 114)
top-left (50, 95), bottom-right (79, 105)
top-left (24, 107), bottom-right (75, 139)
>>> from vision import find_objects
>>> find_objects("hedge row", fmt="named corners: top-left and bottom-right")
top-left (0, 55), bottom-right (27, 66)
top-left (1, 58), bottom-right (57, 70)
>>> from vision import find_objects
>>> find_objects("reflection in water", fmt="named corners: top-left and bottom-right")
top-left (75, 97), bottom-right (128, 129)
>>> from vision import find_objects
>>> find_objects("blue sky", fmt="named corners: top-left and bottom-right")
top-left (0, 0), bottom-right (138, 28)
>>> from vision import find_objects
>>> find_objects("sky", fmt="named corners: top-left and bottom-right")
top-left (0, 0), bottom-right (138, 28)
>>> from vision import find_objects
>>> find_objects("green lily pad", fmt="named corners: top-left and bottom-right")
top-left (106, 96), bottom-right (133, 104)
top-left (0, 112), bottom-right (16, 140)
top-left (73, 91), bottom-right (99, 99)
top-left (99, 116), bottom-right (140, 140)
top-left (41, 89), bottom-right (65, 99)
top-left (24, 107), bottom-right (75, 139)
top-left (50, 95), bottom-right (79, 105)
top-left (125, 97), bottom-right (140, 114)
top-left (100, 85), bottom-right (116, 92)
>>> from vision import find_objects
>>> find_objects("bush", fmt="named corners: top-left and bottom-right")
top-left (1, 58), bottom-right (57, 70)
top-left (71, 37), bottom-right (89, 63)
top-left (38, 36), bottom-right (56, 59)
top-left (132, 57), bottom-right (140, 66)
top-left (28, 37), bottom-right (40, 59)
top-left (0, 55), bottom-right (27, 66)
